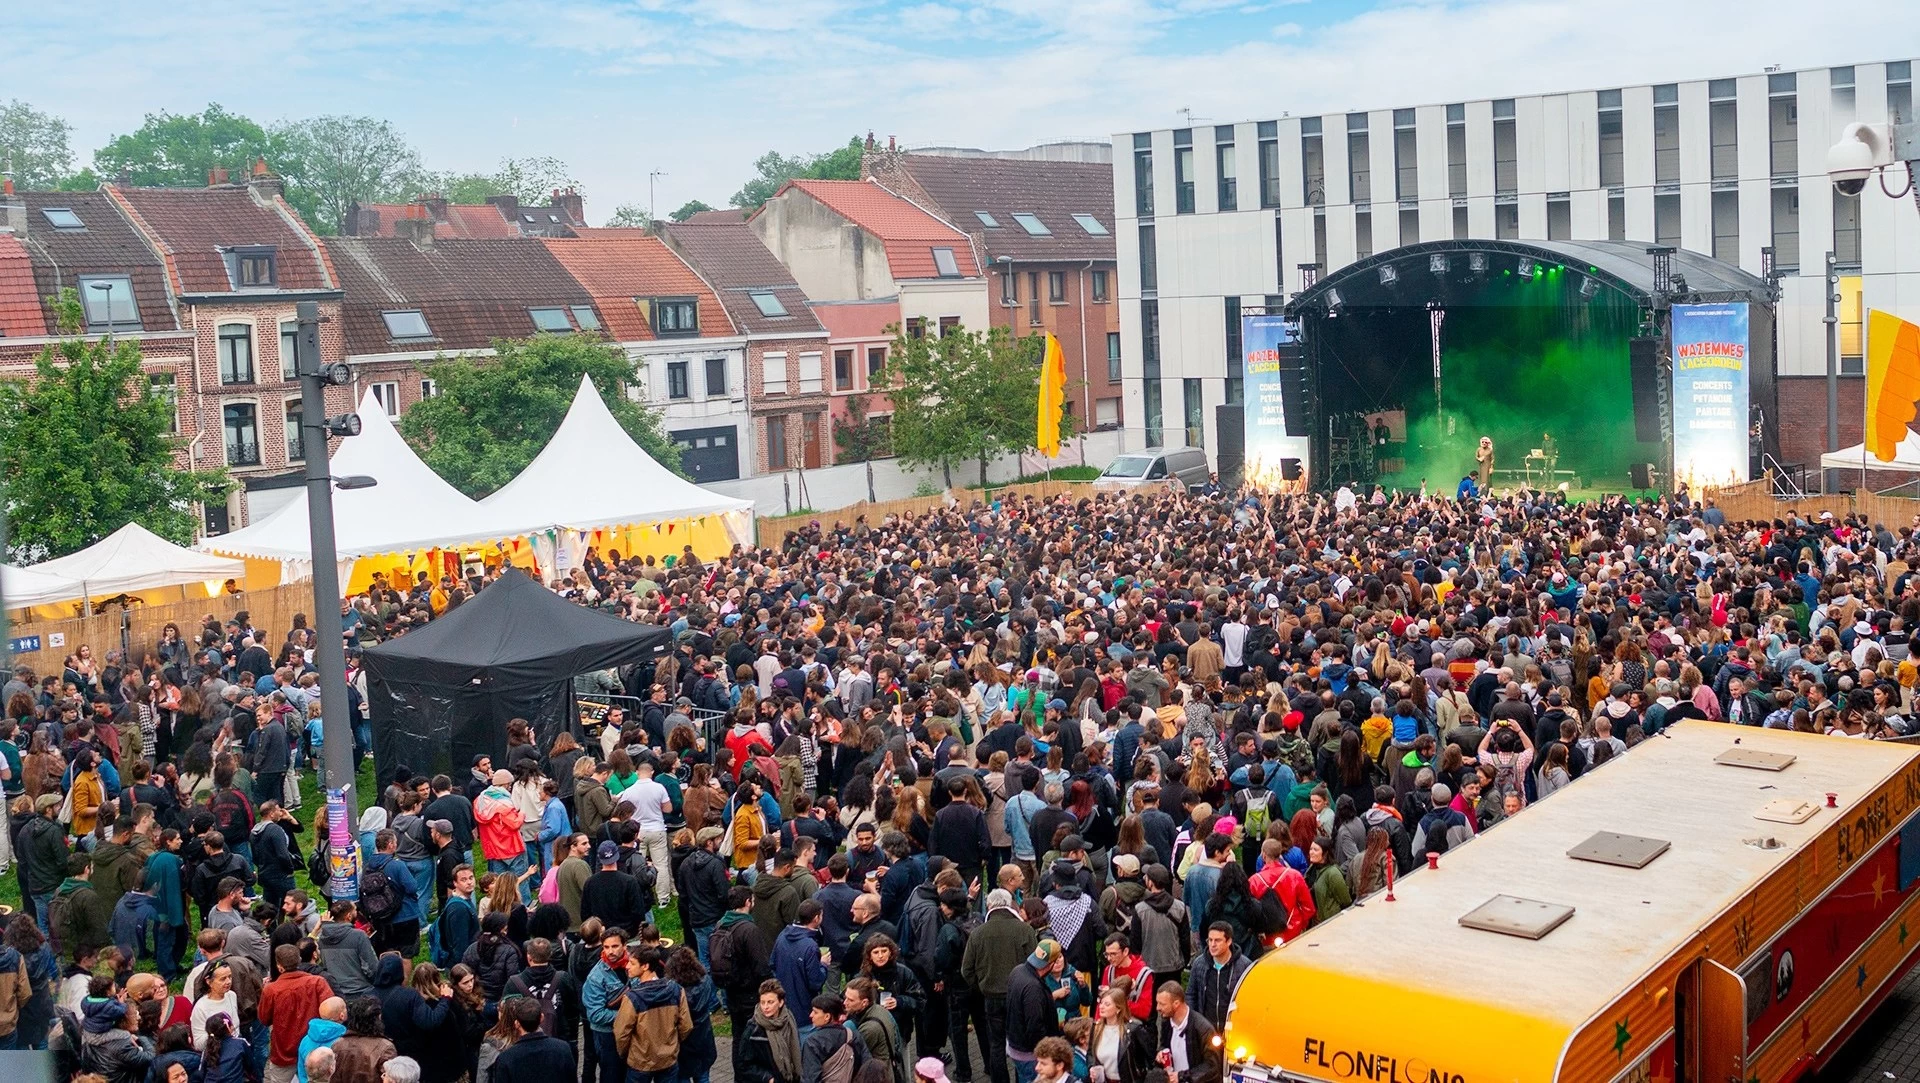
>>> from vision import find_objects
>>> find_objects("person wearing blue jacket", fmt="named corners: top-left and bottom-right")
top-left (108, 881), bottom-right (158, 971)
top-left (538, 781), bottom-right (571, 875)
top-left (144, 831), bottom-right (187, 983)
top-left (296, 999), bottom-right (347, 1083)
top-left (581, 928), bottom-right (636, 1083)
top-left (771, 900), bottom-right (828, 1015)
top-left (363, 831), bottom-right (424, 957)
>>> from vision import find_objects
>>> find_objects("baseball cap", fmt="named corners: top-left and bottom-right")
top-left (596, 841), bottom-right (620, 865)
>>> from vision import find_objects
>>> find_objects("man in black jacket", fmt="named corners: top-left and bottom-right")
top-left (927, 778), bottom-right (990, 886)
top-left (503, 937), bottom-right (580, 1046)
top-left (1185, 923), bottom-right (1250, 1042)
top-left (675, 828), bottom-right (731, 965)
top-left (578, 841), bottom-right (647, 934)
top-left (189, 833), bottom-right (255, 925)
top-left (492, 994), bottom-right (576, 1083)
top-left (1154, 982), bottom-right (1221, 1083)
top-left (250, 801), bottom-right (299, 909)
top-left (19, 793), bottom-right (69, 926)
top-left (1004, 940), bottom-right (1064, 1083)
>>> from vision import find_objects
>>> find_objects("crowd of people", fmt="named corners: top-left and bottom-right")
top-left (8, 479), bottom-right (1920, 1083)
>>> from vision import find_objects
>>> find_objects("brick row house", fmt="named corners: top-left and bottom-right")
top-left (810, 299), bottom-right (901, 456)
top-left (865, 149), bottom-right (1123, 434)
top-left (341, 189), bottom-right (589, 239)
top-left (0, 168), bottom-right (351, 531)
top-left (659, 219), bottom-right (833, 474)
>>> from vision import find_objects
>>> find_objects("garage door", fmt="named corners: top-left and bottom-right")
top-left (673, 425), bottom-right (740, 483)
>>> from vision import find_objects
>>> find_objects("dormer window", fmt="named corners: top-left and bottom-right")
top-left (931, 247), bottom-right (961, 277)
top-left (40, 208), bottom-right (84, 231)
top-left (223, 246), bottom-right (277, 289)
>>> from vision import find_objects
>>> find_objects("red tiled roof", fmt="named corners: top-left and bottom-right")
top-left (777, 179), bottom-right (979, 280)
top-left (325, 236), bottom-right (597, 355)
top-left (111, 185), bottom-right (332, 294)
top-left (20, 191), bottom-right (179, 332)
top-left (810, 299), bottom-right (899, 341)
top-left (0, 234), bottom-right (47, 337)
top-left (541, 233), bottom-right (735, 342)
top-left (352, 202), bottom-right (521, 240)
top-left (682, 208), bottom-right (747, 225)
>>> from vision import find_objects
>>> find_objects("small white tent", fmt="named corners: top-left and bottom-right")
top-left (1, 563), bottom-right (88, 610)
top-left (16, 522), bottom-right (244, 611)
top-left (481, 375), bottom-right (753, 549)
top-left (1820, 428), bottom-right (1920, 474)
top-left (199, 391), bottom-right (511, 574)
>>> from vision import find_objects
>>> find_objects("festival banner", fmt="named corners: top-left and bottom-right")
top-left (326, 787), bottom-right (361, 901)
top-left (1670, 302), bottom-right (1751, 487)
top-left (1241, 315), bottom-right (1312, 492)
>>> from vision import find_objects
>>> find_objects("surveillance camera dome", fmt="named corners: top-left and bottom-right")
top-left (1827, 131), bottom-right (1876, 196)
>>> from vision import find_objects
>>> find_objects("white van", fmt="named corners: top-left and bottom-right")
top-left (1094, 447), bottom-right (1212, 491)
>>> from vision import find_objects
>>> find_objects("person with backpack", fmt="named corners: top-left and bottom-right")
top-left (431, 865), bottom-right (479, 971)
top-left (1127, 865), bottom-right (1188, 999)
top-left (502, 937), bottom-right (578, 1048)
top-left (207, 764), bottom-right (257, 863)
top-left (1229, 767), bottom-right (1277, 869)
top-left (712, 885), bottom-right (774, 1042)
top-left (801, 993), bottom-right (866, 1083)
top-left (676, 826), bottom-right (731, 965)
top-left (51, 852), bottom-right (108, 963)
top-left (361, 829), bottom-right (424, 957)
top-left (20, 794), bottom-right (68, 935)
top-left (252, 801), bottom-right (301, 911)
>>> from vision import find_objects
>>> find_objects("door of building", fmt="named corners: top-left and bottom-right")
top-left (802, 413), bottom-right (823, 469)
top-left (672, 425), bottom-right (740, 483)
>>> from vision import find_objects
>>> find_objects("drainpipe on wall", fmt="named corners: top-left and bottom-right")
top-left (1079, 260), bottom-right (1095, 462)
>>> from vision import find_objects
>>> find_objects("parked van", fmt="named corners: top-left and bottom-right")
top-left (1093, 447), bottom-right (1212, 491)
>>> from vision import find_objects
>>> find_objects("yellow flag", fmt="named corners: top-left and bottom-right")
top-left (1867, 309), bottom-right (1920, 462)
top-left (1037, 333), bottom-right (1067, 458)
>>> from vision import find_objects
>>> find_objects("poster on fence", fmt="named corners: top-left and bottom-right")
top-left (1670, 302), bottom-right (1751, 488)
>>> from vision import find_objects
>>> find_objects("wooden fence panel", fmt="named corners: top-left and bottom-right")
top-left (1704, 476), bottom-right (1920, 527)
top-left (755, 481), bottom-right (1095, 548)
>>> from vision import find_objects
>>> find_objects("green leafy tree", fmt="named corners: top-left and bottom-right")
top-left (0, 290), bottom-right (231, 562)
top-left (423, 156), bottom-right (580, 206)
top-left (728, 137), bottom-right (863, 209)
top-left (832, 393), bottom-right (893, 502)
top-left (668, 200), bottom-right (715, 222)
top-left (884, 324), bottom-right (1068, 487)
top-left (270, 115), bottom-right (424, 233)
top-left (0, 100), bottom-right (77, 189)
top-left (605, 203), bottom-right (652, 228)
top-left (400, 334), bottom-right (681, 498)
top-left (93, 104), bottom-right (274, 187)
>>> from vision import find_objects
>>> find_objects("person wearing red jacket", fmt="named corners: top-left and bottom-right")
top-left (1247, 839), bottom-right (1316, 944)
top-left (724, 720), bottom-right (773, 781)
top-left (473, 770), bottom-right (528, 885)
top-left (1098, 933), bottom-right (1153, 1021)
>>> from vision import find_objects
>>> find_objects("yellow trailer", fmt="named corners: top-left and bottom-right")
top-left (1223, 722), bottom-right (1920, 1083)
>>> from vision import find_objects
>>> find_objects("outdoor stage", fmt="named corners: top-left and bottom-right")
top-left (1246, 239), bottom-right (1783, 496)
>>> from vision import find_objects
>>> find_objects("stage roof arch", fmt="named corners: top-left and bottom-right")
top-left (1285, 239), bottom-right (1777, 314)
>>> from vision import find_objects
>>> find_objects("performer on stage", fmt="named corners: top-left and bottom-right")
top-left (1476, 436), bottom-right (1495, 491)
top-left (1541, 431), bottom-right (1557, 482)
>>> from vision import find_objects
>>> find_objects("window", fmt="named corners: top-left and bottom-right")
top-left (1835, 189), bottom-right (1862, 268)
top-left (286, 400), bottom-right (305, 462)
top-left (1183, 378), bottom-right (1204, 448)
top-left (1072, 213), bottom-right (1109, 235)
top-left (1355, 211), bottom-right (1373, 259)
top-left (906, 318), bottom-right (927, 339)
top-left (749, 291), bottom-right (788, 317)
top-left (1001, 271), bottom-right (1018, 305)
top-left (1771, 187), bottom-right (1800, 271)
top-left (1313, 209), bottom-right (1328, 271)
top-left (1656, 193), bottom-right (1682, 247)
top-left (1608, 194), bottom-right (1626, 240)
top-left (1453, 205), bottom-right (1469, 240)
top-left (370, 382), bottom-right (399, 417)
top-left (1048, 272), bottom-right (1065, 303)
top-left (1225, 296), bottom-right (1243, 405)
top-left (867, 347), bottom-right (886, 381)
top-left (570, 306), bottom-right (602, 332)
top-left (280, 322), bottom-right (298, 381)
top-left (1399, 207), bottom-right (1420, 245)
top-left (1138, 223), bottom-right (1157, 293)
top-left (1712, 191), bottom-right (1740, 262)
top-left (1493, 114), bottom-right (1517, 195)
top-left (1770, 93), bottom-right (1799, 178)
top-left (40, 207), bottom-right (83, 230)
top-left (530, 307), bottom-right (573, 333)
top-left (1274, 214), bottom-right (1285, 290)
top-left (1028, 272), bottom-right (1041, 326)
top-left (76, 275), bottom-right (140, 332)
top-left (1347, 114), bottom-right (1370, 204)
top-left (1446, 104), bottom-right (1467, 197)
top-left (420, 378), bottom-right (437, 399)
top-left (767, 415), bottom-right (788, 470)
top-left (1258, 122), bottom-right (1280, 208)
top-left (834, 349), bottom-right (853, 390)
top-left (1394, 109), bottom-right (1417, 202)
top-left (1841, 274), bottom-right (1864, 375)
top-left (1091, 269), bottom-right (1109, 302)
top-left (1140, 299), bottom-right (1160, 379)
top-left (762, 354), bottom-right (786, 394)
top-left (1495, 204), bottom-right (1519, 240)
top-left (1598, 94), bottom-right (1624, 188)
top-left (1892, 63), bottom-right (1913, 127)
top-left (381, 310), bottom-right (432, 339)
top-left (705, 357), bottom-right (727, 398)
top-left (1547, 198), bottom-right (1571, 241)
top-left (797, 352), bottom-right (823, 392)
top-left (1768, 72), bottom-right (1796, 95)
top-left (1107, 332), bottom-right (1122, 381)
top-left (1096, 398), bottom-right (1120, 429)
top-left (1174, 129), bottom-right (1195, 214)
top-left (1143, 380), bottom-right (1163, 447)
top-left (1302, 119), bottom-right (1325, 206)
top-left (223, 403), bottom-right (259, 466)
top-left (931, 247), bottom-right (961, 277)
top-left (1710, 101), bottom-right (1739, 181)
top-left (650, 298), bottom-right (697, 335)
top-left (668, 361), bottom-right (692, 399)
top-left (1134, 134), bottom-right (1155, 217)
top-left (218, 324), bottom-right (254, 385)
top-left (1654, 104), bottom-right (1680, 186)
top-left (224, 246), bottom-right (276, 289)
top-left (975, 211), bottom-right (1000, 228)
top-left (1217, 131), bottom-right (1237, 212)
top-left (1012, 213), bottom-right (1051, 236)
top-left (150, 373), bottom-right (177, 433)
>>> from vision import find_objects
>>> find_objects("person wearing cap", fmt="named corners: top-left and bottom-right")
top-left (20, 790), bottom-right (69, 933)
top-left (475, 769), bottom-right (529, 902)
top-left (677, 825), bottom-right (732, 965)
top-left (580, 840), bottom-right (648, 935)
top-left (961, 890), bottom-right (1038, 1083)
top-left (1004, 940), bottom-right (1065, 1083)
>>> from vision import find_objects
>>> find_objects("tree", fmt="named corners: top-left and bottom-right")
top-left (0, 290), bottom-right (231, 562)
top-left (400, 334), bottom-right (682, 499)
top-left (0, 100), bottom-right (76, 189)
top-left (884, 325), bottom-right (1069, 487)
top-left (270, 115), bottom-right (424, 233)
top-left (728, 137), bottom-right (863, 209)
top-left (422, 156), bottom-right (580, 206)
top-left (93, 104), bottom-right (274, 187)
top-left (605, 203), bottom-right (652, 228)
top-left (832, 394), bottom-right (893, 502)
top-left (668, 200), bottom-right (715, 222)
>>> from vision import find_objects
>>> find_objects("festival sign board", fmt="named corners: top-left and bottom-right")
top-left (1242, 315), bottom-right (1312, 492)
top-left (1670, 302), bottom-right (1751, 487)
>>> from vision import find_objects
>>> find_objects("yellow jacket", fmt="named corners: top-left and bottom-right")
top-left (71, 771), bottom-right (104, 837)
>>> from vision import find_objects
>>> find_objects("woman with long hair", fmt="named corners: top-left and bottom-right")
top-left (406, 964), bottom-right (464, 1083)
top-left (1114, 814), bottom-right (1160, 869)
top-left (1535, 742), bottom-right (1573, 799)
top-left (856, 933), bottom-right (924, 1047)
top-left (446, 964), bottom-right (488, 1083)
top-left (1346, 826), bottom-right (1394, 900)
top-left (1328, 729), bottom-right (1374, 815)
top-left (1088, 985), bottom-right (1153, 1083)
top-left (668, 947), bottom-right (720, 1083)
top-left (20, 731), bottom-right (60, 803)
top-left (1200, 860), bottom-right (1278, 960)
top-left (1306, 836), bottom-right (1351, 926)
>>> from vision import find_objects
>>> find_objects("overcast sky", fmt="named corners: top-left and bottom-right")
top-left (11, 0), bottom-right (1920, 223)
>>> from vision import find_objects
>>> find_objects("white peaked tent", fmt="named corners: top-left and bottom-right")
top-left (1821, 427), bottom-right (1920, 474)
top-left (199, 390), bottom-right (509, 575)
top-left (481, 374), bottom-right (753, 550)
top-left (11, 522), bottom-right (243, 610)
top-left (2, 563), bottom-right (89, 610)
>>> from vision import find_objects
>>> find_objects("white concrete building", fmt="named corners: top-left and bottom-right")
top-left (1113, 59), bottom-right (1919, 465)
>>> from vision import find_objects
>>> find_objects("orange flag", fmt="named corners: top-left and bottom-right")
top-left (1867, 310), bottom-right (1920, 462)
top-left (1037, 333), bottom-right (1066, 458)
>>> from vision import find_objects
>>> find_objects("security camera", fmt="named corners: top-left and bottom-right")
top-left (1828, 122), bottom-right (1892, 197)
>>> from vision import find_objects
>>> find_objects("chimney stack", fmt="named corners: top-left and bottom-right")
top-left (0, 176), bottom-right (25, 237)
top-left (552, 186), bottom-right (585, 226)
top-left (420, 193), bottom-right (449, 221)
top-left (208, 166), bottom-right (231, 187)
top-left (395, 213), bottom-right (436, 249)
top-left (246, 158), bottom-right (284, 200)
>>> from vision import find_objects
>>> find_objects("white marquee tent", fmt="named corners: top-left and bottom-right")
top-left (7, 522), bottom-right (243, 612)
top-left (480, 374), bottom-right (753, 549)
top-left (2, 563), bottom-right (88, 610)
top-left (1820, 428), bottom-right (1920, 475)
top-left (199, 390), bottom-right (510, 575)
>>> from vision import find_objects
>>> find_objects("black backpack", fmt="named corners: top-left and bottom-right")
top-left (307, 842), bottom-right (332, 894)
top-left (520, 970), bottom-right (565, 1036)
top-left (708, 921), bottom-right (742, 988)
top-left (209, 788), bottom-right (252, 842)
top-left (359, 865), bottom-right (403, 923)
top-left (623, 849), bottom-right (659, 902)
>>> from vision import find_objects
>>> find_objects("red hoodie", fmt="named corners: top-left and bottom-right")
top-left (1250, 863), bottom-right (1316, 942)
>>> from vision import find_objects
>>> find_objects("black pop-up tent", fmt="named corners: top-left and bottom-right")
top-left (363, 568), bottom-right (671, 782)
